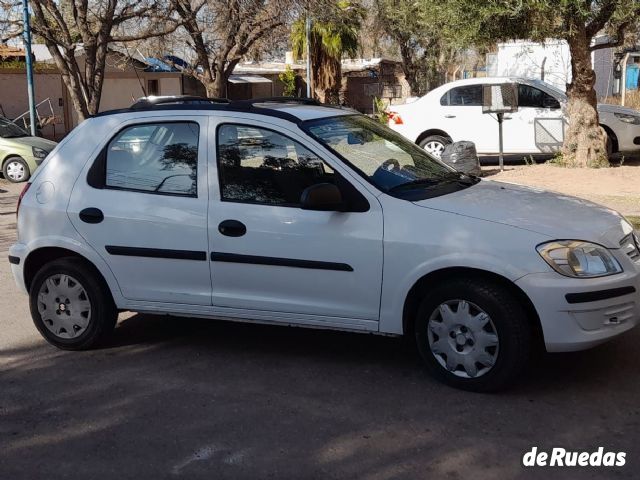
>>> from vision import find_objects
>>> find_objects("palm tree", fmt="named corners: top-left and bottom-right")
top-left (292, 1), bottom-right (363, 104)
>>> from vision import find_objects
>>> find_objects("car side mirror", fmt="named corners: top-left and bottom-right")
top-left (300, 183), bottom-right (344, 211)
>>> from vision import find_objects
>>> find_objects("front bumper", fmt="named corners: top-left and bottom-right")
top-left (516, 269), bottom-right (640, 352)
top-left (8, 242), bottom-right (28, 294)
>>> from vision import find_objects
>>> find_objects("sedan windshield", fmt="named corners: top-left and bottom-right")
top-left (0, 118), bottom-right (29, 139)
top-left (304, 114), bottom-right (478, 199)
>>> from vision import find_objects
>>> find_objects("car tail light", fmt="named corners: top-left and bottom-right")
top-left (16, 182), bottom-right (31, 219)
top-left (387, 111), bottom-right (403, 125)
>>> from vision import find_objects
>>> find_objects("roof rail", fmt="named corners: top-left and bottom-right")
top-left (228, 97), bottom-right (320, 109)
top-left (92, 95), bottom-right (349, 125)
top-left (130, 95), bottom-right (230, 109)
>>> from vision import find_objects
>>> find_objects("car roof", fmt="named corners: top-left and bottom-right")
top-left (94, 97), bottom-right (358, 125)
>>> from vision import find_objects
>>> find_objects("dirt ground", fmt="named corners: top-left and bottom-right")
top-left (484, 157), bottom-right (640, 216)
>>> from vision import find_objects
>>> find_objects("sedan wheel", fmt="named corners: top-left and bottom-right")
top-left (427, 299), bottom-right (499, 378)
top-left (29, 258), bottom-right (117, 350)
top-left (37, 274), bottom-right (92, 339)
top-left (414, 277), bottom-right (531, 392)
top-left (424, 141), bottom-right (446, 158)
top-left (418, 135), bottom-right (451, 159)
top-left (3, 158), bottom-right (29, 183)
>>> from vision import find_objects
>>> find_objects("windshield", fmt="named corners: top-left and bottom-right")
top-left (0, 118), bottom-right (29, 139)
top-left (304, 115), bottom-right (478, 199)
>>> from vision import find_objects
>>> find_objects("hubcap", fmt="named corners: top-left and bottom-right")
top-left (6, 160), bottom-right (26, 181)
top-left (37, 274), bottom-right (91, 339)
top-left (424, 141), bottom-right (445, 158)
top-left (427, 300), bottom-right (499, 378)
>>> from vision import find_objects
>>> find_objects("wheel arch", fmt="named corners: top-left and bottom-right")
top-left (24, 247), bottom-right (114, 303)
top-left (416, 129), bottom-right (452, 145)
top-left (402, 266), bottom-right (544, 351)
top-left (600, 124), bottom-right (618, 153)
top-left (2, 154), bottom-right (27, 168)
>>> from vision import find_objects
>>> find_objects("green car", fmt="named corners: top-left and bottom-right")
top-left (0, 117), bottom-right (57, 183)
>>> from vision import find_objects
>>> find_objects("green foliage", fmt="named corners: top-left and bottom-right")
top-left (278, 65), bottom-right (297, 97)
top-left (372, 96), bottom-right (388, 124)
top-left (291, 1), bottom-right (362, 62)
top-left (291, 1), bottom-right (364, 101)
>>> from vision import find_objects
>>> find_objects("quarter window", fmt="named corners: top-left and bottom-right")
top-left (105, 122), bottom-right (199, 196)
top-left (217, 124), bottom-right (335, 206)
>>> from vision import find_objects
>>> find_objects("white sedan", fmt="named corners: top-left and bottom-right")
top-left (387, 77), bottom-right (640, 158)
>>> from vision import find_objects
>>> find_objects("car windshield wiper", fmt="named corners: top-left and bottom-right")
top-left (388, 172), bottom-right (466, 193)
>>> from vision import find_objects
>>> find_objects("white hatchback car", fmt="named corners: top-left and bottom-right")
top-left (8, 97), bottom-right (640, 391)
top-left (388, 77), bottom-right (640, 158)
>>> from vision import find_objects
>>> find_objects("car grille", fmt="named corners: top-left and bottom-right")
top-left (620, 233), bottom-right (640, 262)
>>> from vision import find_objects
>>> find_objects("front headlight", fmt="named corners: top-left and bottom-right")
top-left (614, 112), bottom-right (640, 125)
top-left (536, 240), bottom-right (622, 278)
top-left (32, 147), bottom-right (48, 159)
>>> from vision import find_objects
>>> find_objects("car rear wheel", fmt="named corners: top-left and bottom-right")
top-left (418, 135), bottom-right (451, 159)
top-left (29, 258), bottom-right (117, 350)
top-left (2, 156), bottom-right (30, 183)
top-left (414, 277), bottom-right (532, 392)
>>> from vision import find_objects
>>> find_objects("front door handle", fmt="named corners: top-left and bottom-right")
top-left (218, 220), bottom-right (246, 237)
top-left (79, 208), bottom-right (104, 224)
top-left (444, 114), bottom-right (456, 118)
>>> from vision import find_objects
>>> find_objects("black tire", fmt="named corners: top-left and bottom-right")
top-left (2, 156), bottom-right (30, 183)
top-left (604, 132), bottom-right (614, 157)
top-left (414, 277), bottom-right (532, 392)
top-left (418, 135), bottom-right (451, 159)
top-left (29, 257), bottom-right (117, 350)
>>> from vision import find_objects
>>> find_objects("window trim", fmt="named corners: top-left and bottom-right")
top-left (215, 122), bottom-right (341, 209)
top-left (87, 120), bottom-right (200, 198)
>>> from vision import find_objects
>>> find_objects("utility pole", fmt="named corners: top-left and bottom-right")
top-left (22, 0), bottom-right (37, 136)
top-left (305, 15), bottom-right (311, 98)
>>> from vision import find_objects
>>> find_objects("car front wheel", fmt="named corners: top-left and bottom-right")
top-left (414, 277), bottom-right (532, 392)
top-left (29, 258), bottom-right (117, 350)
top-left (2, 157), bottom-right (30, 183)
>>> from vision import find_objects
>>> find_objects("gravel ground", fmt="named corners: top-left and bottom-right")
top-left (484, 157), bottom-right (640, 216)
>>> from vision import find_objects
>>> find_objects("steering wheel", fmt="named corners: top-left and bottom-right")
top-left (380, 158), bottom-right (400, 172)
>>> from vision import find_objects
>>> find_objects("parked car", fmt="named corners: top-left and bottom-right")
top-left (387, 77), bottom-right (640, 159)
top-left (8, 97), bottom-right (640, 391)
top-left (0, 117), bottom-right (57, 183)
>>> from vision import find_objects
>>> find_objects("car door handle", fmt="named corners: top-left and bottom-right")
top-left (218, 220), bottom-right (246, 237)
top-left (444, 114), bottom-right (456, 118)
top-left (79, 208), bottom-right (104, 224)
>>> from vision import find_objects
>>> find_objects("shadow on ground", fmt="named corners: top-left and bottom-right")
top-left (2, 313), bottom-right (640, 479)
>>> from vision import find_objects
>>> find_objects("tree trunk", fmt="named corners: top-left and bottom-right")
top-left (399, 43), bottom-right (422, 96)
top-left (562, 28), bottom-right (609, 168)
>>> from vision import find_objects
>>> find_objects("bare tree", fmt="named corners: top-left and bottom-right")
top-left (173, 0), bottom-right (294, 98)
top-left (1, 0), bottom-right (177, 121)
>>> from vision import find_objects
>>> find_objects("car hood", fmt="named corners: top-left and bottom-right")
top-left (7, 136), bottom-right (57, 151)
top-left (597, 103), bottom-right (640, 116)
top-left (413, 180), bottom-right (633, 248)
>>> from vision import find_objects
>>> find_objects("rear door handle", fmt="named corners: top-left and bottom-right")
top-left (444, 114), bottom-right (456, 118)
top-left (79, 208), bottom-right (104, 224)
top-left (218, 219), bottom-right (246, 237)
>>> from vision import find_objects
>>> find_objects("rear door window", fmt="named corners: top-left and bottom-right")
top-left (105, 122), bottom-right (199, 196)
